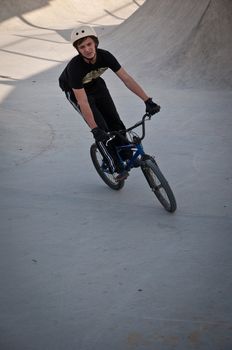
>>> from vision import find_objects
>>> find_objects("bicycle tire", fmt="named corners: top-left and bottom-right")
top-left (141, 159), bottom-right (177, 212)
top-left (90, 143), bottom-right (124, 190)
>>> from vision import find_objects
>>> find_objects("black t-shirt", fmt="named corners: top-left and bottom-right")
top-left (59, 49), bottom-right (121, 94)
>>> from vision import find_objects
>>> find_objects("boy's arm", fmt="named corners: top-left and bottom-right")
top-left (115, 67), bottom-right (150, 101)
top-left (72, 88), bottom-right (110, 142)
top-left (72, 88), bottom-right (97, 129)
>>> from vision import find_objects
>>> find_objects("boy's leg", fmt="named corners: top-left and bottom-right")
top-left (95, 88), bottom-right (133, 160)
top-left (64, 90), bottom-right (123, 173)
top-left (87, 95), bottom-right (124, 173)
top-left (95, 87), bottom-right (125, 131)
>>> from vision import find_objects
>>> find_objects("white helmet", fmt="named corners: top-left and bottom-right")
top-left (71, 25), bottom-right (98, 46)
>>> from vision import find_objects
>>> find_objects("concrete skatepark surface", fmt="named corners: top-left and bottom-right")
top-left (0, 1), bottom-right (232, 349)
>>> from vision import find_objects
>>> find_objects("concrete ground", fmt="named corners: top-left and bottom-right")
top-left (0, 1), bottom-right (232, 349)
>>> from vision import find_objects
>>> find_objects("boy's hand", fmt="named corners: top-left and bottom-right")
top-left (145, 98), bottom-right (161, 115)
top-left (91, 127), bottom-right (109, 142)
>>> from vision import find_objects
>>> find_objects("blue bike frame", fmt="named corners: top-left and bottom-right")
top-left (116, 142), bottom-right (145, 171)
top-left (105, 113), bottom-right (153, 173)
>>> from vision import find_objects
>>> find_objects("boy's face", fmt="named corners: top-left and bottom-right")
top-left (77, 37), bottom-right (97, 62)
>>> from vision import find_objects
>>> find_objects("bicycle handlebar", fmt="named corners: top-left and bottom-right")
top-left (109, 112), bottom-right (153, 143)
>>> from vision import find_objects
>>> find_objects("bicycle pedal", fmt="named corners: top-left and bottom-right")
top-left (115, 171), bottom-right (129, 182)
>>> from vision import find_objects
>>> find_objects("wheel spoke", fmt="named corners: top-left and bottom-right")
top-left (141, 160), bottom-right (177, 213)
top-left (90, 144), bottom-right (124, 190)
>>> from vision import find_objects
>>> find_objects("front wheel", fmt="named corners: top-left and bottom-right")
top-left (90, 143), bottom-right (124, 190)
top-left (141, 160), bottom-right (177, 213)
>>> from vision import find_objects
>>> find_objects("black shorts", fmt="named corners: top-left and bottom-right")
top-left (65, 81), bottom-right (125, 132)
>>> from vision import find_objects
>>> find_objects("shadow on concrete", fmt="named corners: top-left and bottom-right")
top-left (0, 0), bottom-right (143, 34)
top-left (104, 0), bottom-right (232, 90)
top-left (1, 51), bottom-right (232, 350)
top-left (0, 0), bottom-right (52, 23)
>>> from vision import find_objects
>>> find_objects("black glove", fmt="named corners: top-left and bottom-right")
top-left (145, 98), bottom-right (160, 115)
top-left (91, 127), bottom-right (109, 142)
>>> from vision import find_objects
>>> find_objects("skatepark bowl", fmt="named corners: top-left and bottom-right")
top-left (0, 1), bottom-right (232, 349)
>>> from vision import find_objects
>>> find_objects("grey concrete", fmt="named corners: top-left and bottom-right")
top-left (0, 1), bottom-right (232, 349)
top-left (104, 0), bottom-right (232, 90)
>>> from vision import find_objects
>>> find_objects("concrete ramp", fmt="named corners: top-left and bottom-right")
top-left (1, 1), bottom-right (232, 350)
top-left (0, 0), bottom-right (145, 31)
top-left (2, 0), bottom-right (231, 89)
top-left (104, 0), bottom-right (232, 89)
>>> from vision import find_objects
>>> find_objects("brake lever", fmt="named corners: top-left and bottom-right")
top-left (106, 135), bottom-right (116, 147)
top-left (145, 113), bottom-right (152, 120)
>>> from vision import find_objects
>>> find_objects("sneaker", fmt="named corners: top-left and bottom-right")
top-left (115, 170), bottom-right (129, 182)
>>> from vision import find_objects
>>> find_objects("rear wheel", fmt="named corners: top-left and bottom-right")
top-left (141, 159), bottom-right (177, 212)
top-left (90, 143), bottom-right (124, 190)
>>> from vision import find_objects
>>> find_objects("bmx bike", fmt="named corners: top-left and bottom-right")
top-left (90, 113), bottom-right (177, 213)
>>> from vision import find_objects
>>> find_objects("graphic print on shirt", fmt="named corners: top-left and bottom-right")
top-left (82, 67), bottom-right (108, 84)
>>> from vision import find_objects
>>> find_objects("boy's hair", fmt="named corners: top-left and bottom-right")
top-left (73, 36), bottom-right (99, 50)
